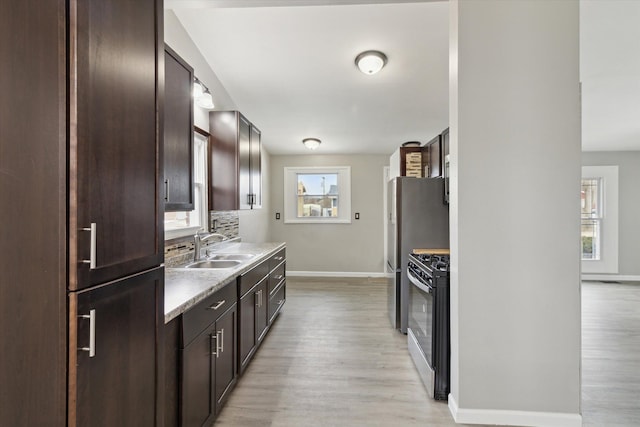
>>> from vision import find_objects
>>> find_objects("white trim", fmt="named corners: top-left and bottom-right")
top-left (283, 166), bottom-right (352, 224)
top-left (582, 274), bottom-right (640, 282)
top-left (287, 270), bottom-right (387, 278)
top-left (164, 225), bottom-right (201, 241)
top-left (448, 394), bottom-right (582, 427)
top-left (581, 166), bottom-right (618, 273)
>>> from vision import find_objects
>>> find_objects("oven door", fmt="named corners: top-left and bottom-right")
top-left (407, 268), bottom-right (436, 397)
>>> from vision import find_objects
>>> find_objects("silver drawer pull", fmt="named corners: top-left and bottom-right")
top-left (208, 300), bottom-right (225, 310)
top-left (79, 309), bottom-right (96, 357)
top-left (274, 256), bottom-right (284, 261)
top-left (81, 223), bottom-right (97, 269)
top-left (211, 333), bottom-right (218, 357)
top-left (273, 274), bottom-right (284, 280)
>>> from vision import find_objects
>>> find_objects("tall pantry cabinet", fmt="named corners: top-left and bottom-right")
top-left (0, 0), bottom-right (165, 426)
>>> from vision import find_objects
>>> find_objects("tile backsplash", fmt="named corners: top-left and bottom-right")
top-left (164, 210), bottom-right (239, 267)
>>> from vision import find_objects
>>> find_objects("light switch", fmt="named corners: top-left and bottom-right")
top-left (275, 212), bottom-right (281, 220)
top-left (355, 213), bottom-right (360, 220)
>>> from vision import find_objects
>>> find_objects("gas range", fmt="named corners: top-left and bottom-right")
top-left (408, 253), bottom-right (450, 286)
top-left (406, 251), bottom-right (451, 401)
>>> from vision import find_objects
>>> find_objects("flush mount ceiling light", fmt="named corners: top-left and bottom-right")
top-left (302, 138), bottom-right (321, 150)
top-left (355, 50), bottom-right (388, 75)
top-left (194, 77), bottom-right (215, 110)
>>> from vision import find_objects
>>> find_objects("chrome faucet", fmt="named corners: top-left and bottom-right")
top-left (193, 230), bottom-right (229, 262)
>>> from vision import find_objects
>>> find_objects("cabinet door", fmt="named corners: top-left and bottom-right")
top-left (256, 279), bottom-right (269, 343)
top-left (239, 290), bottom-right (256, 372)
top-left (238, 114), bottom-right (252, 210)
top-left (181, 325), bottom-right (215, 427)
top-left (164, 45), bottom-right (194, 212)
top-left (214, 304), bottom-right (237, 414)
top-left (249, 124), bottom-right (262, 208)
top-left (70, 0), bottom-right (162, 290)
top-left (70, 267), bottom-right (162, 427)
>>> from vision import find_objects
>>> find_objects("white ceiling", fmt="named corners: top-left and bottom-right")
top-left (169, 0), bottom-right (640, 155)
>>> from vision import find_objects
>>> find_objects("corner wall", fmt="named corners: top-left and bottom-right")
top-left (449, 1), bottom-right (582, 425)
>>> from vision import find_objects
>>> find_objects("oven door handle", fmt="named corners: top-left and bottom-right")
top-left (407, 269), bottom-right (433, 294)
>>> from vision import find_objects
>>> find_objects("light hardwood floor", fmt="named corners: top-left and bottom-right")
top-left (581, 281), bottom-right (640, 427)
top-left (215, 277), bottom-right (640, 426)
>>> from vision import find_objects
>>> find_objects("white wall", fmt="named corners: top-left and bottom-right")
top-left (582, 151), bottom-right (640, 279)
top-left (165, 10), bottom-right (236, 112)
top-left (449, 1), bottom-right (581, 425)
top-left (269, 154), bottom-right (388, 275)
top-left (165, 10), bottom-right (272, 243)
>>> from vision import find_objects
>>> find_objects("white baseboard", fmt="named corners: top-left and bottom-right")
top-left (286, 270), bottom-right (387, 278)
top-left (448, 394), bottom-right (582, 427)
top-left (582, 274), bottom-right (640, 282)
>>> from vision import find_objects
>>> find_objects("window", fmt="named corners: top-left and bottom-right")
top-left (581, 178), bottom-right (602, 260)
top-left (164, 132), bottom-right (209, 239)
top-left (284, 166), bottom-right (351, 223)
top-left (581, 166), bottom-right (619, 274)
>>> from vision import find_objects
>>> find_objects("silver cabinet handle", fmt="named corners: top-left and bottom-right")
top-left (81, 223), bottom-right (97, 269)
top-left (219, 328), bottom-right (224, 354)
top-left (79, 309), bottom-right (96, 357)
top-left (208, 300), bottom-right (225, 311)
top-left (164, 179), bottom-right (169, 202)
top-left (274, 256), bottom-right (284, 261)
top-left (273, 274), bottom-right (284, 280)
top-left (211, 333), bottom-right (218, 357)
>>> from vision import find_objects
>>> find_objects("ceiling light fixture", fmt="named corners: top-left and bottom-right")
top-left (355, 50), bottom-right (388, 75)
top-left (302, 138), bottom-right (321, 150)
top-left (194, 77), bottom-right (215, 110)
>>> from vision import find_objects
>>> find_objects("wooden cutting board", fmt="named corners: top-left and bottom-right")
top-left (412, 248), bottom-right (450, 255)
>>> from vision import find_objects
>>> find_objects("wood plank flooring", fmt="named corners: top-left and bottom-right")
top-left (215, 277), bottom-right (459, 426)
top-left (215, 278), bottom-right (640, 426)
top-left (581, 281), bottom-right (640, 427)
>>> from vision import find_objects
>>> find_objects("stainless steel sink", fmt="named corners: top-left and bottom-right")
top-left (207, 253), bottom-right (255, 261)
top-left (184, 260), bottom-right (242, 269)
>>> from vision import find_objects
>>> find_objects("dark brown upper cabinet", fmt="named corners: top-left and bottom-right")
top-left (209, 111), bottom-right (262, 211)
top-left (164, 45), bottom-right (194, 212)
top-left (68, 0), bottom-right (163, 291)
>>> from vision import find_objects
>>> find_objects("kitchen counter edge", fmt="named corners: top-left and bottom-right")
top-left (164, 242), bottom-right (286, 323)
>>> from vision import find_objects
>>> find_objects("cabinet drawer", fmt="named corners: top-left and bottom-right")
top-left (182, 282), bottom-right (237, 347)
top-left (268, 281), bottom-right (286, 323)
top-left (269, 248), bottom-right (286, 272)
top-left (268, 261), bottom-right (285, 295)
top-left (239, 259), bottom-right (269, 297)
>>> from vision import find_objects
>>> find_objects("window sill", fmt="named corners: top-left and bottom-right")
top-left (284, 219), bottom-right (351, 224)
top-left (165, 225), bottom-right (202, 241)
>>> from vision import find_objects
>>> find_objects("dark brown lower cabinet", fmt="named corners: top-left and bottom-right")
top-left (180, 294), bottom-right (237, 426)
top-left (69, 267), bottom-right (163, 427)
top-left (239, 276), bottom-right (269, 374)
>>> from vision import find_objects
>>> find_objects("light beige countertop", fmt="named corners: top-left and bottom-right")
top-left (164, 241), bottom-right (285, 324)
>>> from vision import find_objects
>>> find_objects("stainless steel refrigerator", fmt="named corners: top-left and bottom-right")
top-left (387, 177), bottom-right (449, 333)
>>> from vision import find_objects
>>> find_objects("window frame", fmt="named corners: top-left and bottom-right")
top-left (164, 131), bottom-right (209, 240)
top-left (283, 166), bottom-right (352, 224)
top-left (581, 165), bottom-right (619, 274)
